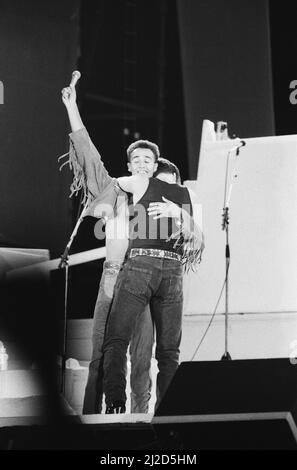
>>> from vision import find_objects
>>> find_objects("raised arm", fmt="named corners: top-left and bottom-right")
top-left (61, 79), bottom-right (114, 201)
top-left (61, 84), bottom-right (84, 132)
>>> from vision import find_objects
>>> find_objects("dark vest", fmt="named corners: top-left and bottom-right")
top-left (129, 177), bottom-right (192, 252)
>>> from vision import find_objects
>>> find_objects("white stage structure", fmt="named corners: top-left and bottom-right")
top-left (181, 120), bottom-right (297, 361)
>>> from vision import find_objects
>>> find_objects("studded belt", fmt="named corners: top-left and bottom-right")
top-left (129, 248), bottom-right (182, 262)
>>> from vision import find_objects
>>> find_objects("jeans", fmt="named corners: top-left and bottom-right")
top-left (103, 256), bottom-right (183, 411)
top-left (82, 260), bottom-right (154, 414)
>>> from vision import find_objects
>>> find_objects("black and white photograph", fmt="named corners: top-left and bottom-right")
top-left (0, 0), bottom-right (296, 455)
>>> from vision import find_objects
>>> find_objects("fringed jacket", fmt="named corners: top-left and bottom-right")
top-left (59, 127), bottom-right (204, 271)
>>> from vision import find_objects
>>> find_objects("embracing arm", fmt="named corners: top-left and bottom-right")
top-left (147, 188), bottom-right (204, 251)
top-left (61, 84), bottom-right (114, 199)
top-left (117, 174), bottom-right (149, 197)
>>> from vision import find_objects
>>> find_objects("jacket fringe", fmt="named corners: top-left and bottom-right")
top-left (167, 226), bottom-right (204, 273)
top-left (58, 141), bottom-right (88, 205)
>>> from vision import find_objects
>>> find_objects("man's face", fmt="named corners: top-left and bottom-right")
top-left (127, 148), bottom-right (158, 177)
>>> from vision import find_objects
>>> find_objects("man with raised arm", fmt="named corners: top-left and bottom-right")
top-left (61, 80), bottom-right (203, 415)
top-left (61, 83), bottom-right (155, 414)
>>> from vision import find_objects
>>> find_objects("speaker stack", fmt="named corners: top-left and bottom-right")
top-left (152, 358), bottom-right (297, 449)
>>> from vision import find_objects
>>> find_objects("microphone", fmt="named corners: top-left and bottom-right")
top-left (70, 70), bottom-right (81, 88)
top-left (228, 140), bottom-right (246, 155)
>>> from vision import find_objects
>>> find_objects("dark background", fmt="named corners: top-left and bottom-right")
top-left (0, 0), bottom-right (296, 319)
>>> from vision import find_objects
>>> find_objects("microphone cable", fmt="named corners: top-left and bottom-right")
top-left (190, 261), bottom-right (230, 361)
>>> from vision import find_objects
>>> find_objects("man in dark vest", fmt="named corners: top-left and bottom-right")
top-left (103, 145), bottom-right (204, 413)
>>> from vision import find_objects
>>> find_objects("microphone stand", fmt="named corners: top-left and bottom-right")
top-left (59, 201), bottom-right (89, 394)
top-left (221, 145), bottom-right (241, 361)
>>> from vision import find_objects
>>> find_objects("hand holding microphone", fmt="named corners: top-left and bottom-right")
top-left (69, 70), bottom-right (81, 88)
top-left (61, 70), bottom-right (81, 107)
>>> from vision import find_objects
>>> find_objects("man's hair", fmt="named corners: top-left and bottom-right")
top-left (154, 157), bottom-right (181, 184)
top-left (126, 139), bottom-right (160, 162)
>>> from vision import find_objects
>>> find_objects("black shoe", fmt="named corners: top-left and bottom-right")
top-left (105, 401), bottom-right (126, 414)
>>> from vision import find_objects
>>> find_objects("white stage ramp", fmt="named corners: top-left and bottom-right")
top-left (182, 123), bottom-right (297, 360)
